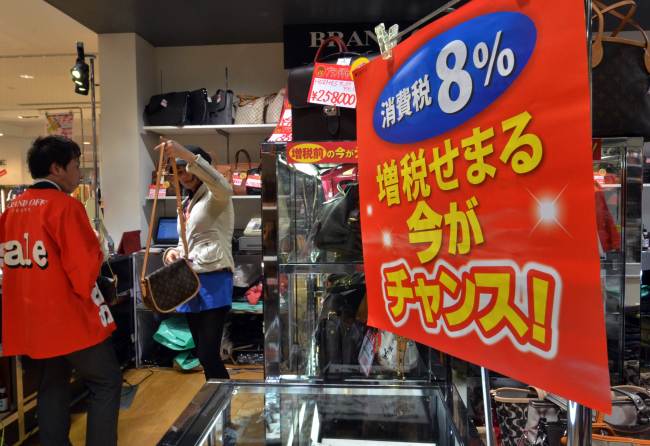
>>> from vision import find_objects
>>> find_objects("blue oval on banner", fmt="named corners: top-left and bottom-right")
top-left (374, 12), bottom-right (537, 144)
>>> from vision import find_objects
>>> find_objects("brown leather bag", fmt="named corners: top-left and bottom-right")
top-left (140, 146), bottom-right (200, 313)
top-left (231, 149), bottom-right (258, 195)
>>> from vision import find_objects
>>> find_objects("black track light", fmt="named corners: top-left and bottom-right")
top-left (71, 42), bottom-right (89, 95)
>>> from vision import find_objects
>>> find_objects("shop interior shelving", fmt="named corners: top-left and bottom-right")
top-left (143, 124), bottom-right (277, 136)
top-left (134, 124), bottom-right (270, 369)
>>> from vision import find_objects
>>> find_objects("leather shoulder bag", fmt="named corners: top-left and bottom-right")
top-left (140, 145), bottom-right (200, 313)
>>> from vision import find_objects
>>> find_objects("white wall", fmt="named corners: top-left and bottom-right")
top-left (0, 136), bottom-right (32, 185)
top-left (99, 33), bottom-right (156, 245)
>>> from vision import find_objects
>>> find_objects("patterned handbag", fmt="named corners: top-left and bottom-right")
top-left (140, 145), bottom-right (200, 313)
top-left (491, 387), bottom-right (547, 446)
top-left (591, 0), bottom-right (650, 138)
top-left (235, 95), bottom-right (265, 125)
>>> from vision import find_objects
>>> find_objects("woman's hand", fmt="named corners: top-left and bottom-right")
top-left (154, 138), bottom-right (195, 163)
top-left (164, 248), bottom-right (181, 264)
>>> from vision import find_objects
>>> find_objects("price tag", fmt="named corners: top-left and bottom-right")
top-left (308, 63), bottom-right (357, 109)
top-left (148, 185), bottom-right (167, 199)
top-left (245, 174), bottom-right (262, 189)
top-left (358, 329), bottom-right (378, 377)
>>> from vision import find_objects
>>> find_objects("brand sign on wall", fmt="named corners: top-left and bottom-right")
top-left (283, 23), bottom-right (408, 69)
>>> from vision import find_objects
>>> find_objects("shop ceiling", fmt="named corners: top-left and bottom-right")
top-left (44, 0), bottom-right (650, 46)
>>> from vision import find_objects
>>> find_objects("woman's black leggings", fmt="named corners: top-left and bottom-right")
top-left (186, 306), bottom-right (231, 380)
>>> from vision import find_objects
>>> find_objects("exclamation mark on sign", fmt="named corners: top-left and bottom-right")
top-left (531, 276), bottom-right (551, 348)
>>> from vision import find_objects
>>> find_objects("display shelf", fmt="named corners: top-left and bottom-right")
top-left (278, 262), bottom-right (364, 275)
top-left (143, 124), bottom-right (277, 136)
top-left (145, 195), bottom-right (260, 201)
top-left (235, 253), bottom-right (262, 264)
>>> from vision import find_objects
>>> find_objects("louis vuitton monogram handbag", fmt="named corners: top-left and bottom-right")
top-left (140, 145), bottom-right (200, 313)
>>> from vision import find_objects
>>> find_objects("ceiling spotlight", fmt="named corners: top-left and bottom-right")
top-left (0, 133), bottom-right (4, 137)
top-left (70, 42), bottom-right (89, 96)
top-left (83, 141), bottom-right (91, 145)
top-left (19, 74), bottom-right (34, 79)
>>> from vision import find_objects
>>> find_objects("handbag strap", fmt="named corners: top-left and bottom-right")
top-left (314, 36), bottom-right (349, 62)
top-left (234, 149), bottom-right (252, 171)
top-left (592, 1), bottom-right (650, 72)
top-left (593, 0), bottom-right (637, 36)
top-left (141, 144), bottom-right (191, 287)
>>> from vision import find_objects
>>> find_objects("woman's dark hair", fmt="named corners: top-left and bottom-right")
top-left (27, 136), bottom-right (81, 179)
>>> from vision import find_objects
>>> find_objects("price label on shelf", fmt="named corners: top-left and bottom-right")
top-left (148, 185), bottom-right (167, 199)
top-left (308, 63), bottom-right (357, 109)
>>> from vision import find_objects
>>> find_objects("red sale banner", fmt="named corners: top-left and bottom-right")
top-left (354, 0), bottom-right (611, 412)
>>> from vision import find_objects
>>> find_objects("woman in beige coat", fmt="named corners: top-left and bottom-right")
top-left (157, 140), bottom-right (234, 380)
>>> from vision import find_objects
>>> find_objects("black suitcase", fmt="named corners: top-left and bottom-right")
top-left (144, 91), bottom-right (190, 126)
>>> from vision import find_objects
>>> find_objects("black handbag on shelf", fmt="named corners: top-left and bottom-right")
top-left (188, 88), bottom-right (209, 125)
top-left (288, 36), bottom-right (367, 141)
top-left (591, 0), bottom-right (650, 138)
top-left (208, 89), bottom-right (235, 125)
top-left (315, 273), bottom-right (367, 374)
top-left (311, 182), bottom-right (362, 260)
top-left (143, 91), bottom-right (190, 126)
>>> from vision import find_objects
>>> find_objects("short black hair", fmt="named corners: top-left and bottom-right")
top-left (178, 145), bottom-right (212, 165)
top-left (27, 136), bottom-right (81, 179)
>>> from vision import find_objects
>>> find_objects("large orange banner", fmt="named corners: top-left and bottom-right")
top-left (354, 0), bottom-right (611, 411)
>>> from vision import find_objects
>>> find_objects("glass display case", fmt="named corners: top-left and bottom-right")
top-left (260, 143), bottom-right (440, 382)
top-left (593, 137), bottom-right (643, 384)
top-left (158, 381), bottom-right (478, 446)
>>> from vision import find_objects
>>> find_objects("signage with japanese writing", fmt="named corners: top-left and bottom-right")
top-left (354, 0), bottom-right (611, 412)
top-left (308, 63), bottom-right (358, 109)
top-left (287, 141), bottom-right (358, 164)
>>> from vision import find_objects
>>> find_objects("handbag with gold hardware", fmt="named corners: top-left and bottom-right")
top-left (140, 145), bottom-right (200, 313)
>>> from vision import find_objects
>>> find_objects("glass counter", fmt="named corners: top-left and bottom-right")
top-left (158, 381), bottom-right (478, 446)
top-left (261, 143), bottom-right (440, 382)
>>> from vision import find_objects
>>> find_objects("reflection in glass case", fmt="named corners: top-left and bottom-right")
top-left (593, 137), bottom-right (643, 385)
top-left (261, 143), bottom-right (440, 382)
top-left (158, 382), bottom-right (476, 446)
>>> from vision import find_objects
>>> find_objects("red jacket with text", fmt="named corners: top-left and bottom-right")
top-left (0, 185), bottom-right (115, 359)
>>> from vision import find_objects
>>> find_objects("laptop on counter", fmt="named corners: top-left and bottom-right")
top-left (153, 216), bottom-right (179, 248)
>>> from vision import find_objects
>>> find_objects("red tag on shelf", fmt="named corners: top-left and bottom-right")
top-left (148, 185), bottom-right (167, 199)
top-left (268, 95), bottom-right (292, 142)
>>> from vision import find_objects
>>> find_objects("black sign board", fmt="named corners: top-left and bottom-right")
top-left (283, 23), bottom-right (409, 69)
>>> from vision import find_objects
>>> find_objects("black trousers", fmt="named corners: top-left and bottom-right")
top-left (35, 338), bottom-right (122, 446)
top-left (186, 306), bottom-right (230, 380)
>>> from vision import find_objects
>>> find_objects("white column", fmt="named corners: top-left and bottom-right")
top-left (98, 33), bottom-right (156, 246)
